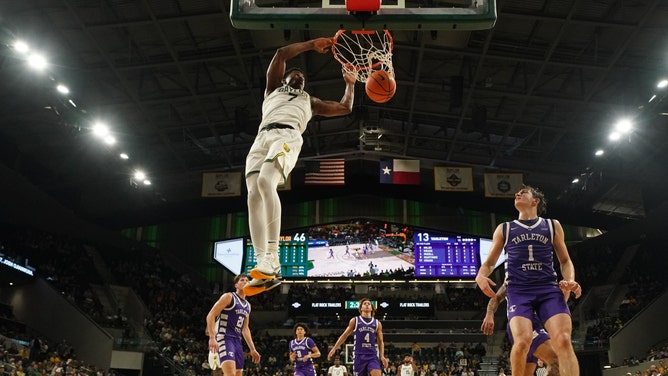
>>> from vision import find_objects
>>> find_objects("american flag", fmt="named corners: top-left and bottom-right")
top-left (304, 159), bottom-right (345, 186)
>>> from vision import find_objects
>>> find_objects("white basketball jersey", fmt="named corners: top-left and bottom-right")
top-left (328, 365), bottom-right (347, 376)
top-left (399, 364), bottom-right (415, 376)
top-left (260, 85), bottom-right (312, 133)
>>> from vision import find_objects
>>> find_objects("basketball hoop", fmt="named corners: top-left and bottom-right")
top-left (332, 29), bottom-right (394, 83)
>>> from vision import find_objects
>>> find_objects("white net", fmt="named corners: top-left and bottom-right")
top-left (332, 29), bottom-right (394, 83)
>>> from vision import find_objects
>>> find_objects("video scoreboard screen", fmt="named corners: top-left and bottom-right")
top-left (213, 219), bottom-right (499, 280)
top-left (243, 233), bottom-right (309, 277)
top-left (413, 230), bottom-right (480, 278)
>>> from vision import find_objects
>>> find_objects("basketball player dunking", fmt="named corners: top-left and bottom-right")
top-left (243, 38), bottom-right (356, 296)
top-left (475, 186), bottom-right (582, 376)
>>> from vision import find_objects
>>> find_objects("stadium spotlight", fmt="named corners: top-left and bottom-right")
top-left (27, 54), bottom-right (48, 70)
top-left (56, 84), bottom-right (69, 94)
top-left (134, 171), bottom-right (146, 180)
top-left (120, 153), bottom-right (129, 160)
top-left (594, 149), bottom-right (604, 156)
top-left (103, 136), bottom-right (116, 145)
top-left (571, 178), bottom-right (579, 184)
top-left (92, 122), bottom-right (109, 137)
top-left (609, 132), bottom-right (621, 141)
top-left (658, 79), bottom-right (668, 89)
top-left (13, 40), bottom-right (30, 54)
top-left (614, 119), bottom-right (632, 134)
top-left (143, 180), bottom-right (152, 186)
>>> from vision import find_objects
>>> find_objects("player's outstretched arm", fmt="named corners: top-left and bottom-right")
top-left (475, 224), bottom-right (505, 298)
top-left (312, 69), bottom-right (356, 117)
top-left (327, 318), bottom-right (356, 360)
top-left (266, 38), bottom-right (333, 96)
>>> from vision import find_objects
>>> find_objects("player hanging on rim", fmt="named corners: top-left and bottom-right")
top-left (244, 38), bottom-right (357, 296)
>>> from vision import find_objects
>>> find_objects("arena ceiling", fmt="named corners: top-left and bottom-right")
top-left (1, 0), bottom-right (667, 231)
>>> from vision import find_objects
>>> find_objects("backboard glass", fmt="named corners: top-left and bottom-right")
top-left (230, 0), bottom-right (496, 30)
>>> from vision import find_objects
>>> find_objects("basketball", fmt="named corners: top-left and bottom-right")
top-left (365, 70), bottom-right (396, 103)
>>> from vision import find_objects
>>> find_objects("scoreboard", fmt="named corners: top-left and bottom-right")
top-left (243, 233), bottom-right (309, 277)
top-left (413, 231), bottom-right (479, 278)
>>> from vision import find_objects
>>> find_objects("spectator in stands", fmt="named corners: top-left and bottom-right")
top-left (206, 274), bottom-right (261, 376)
top-left (398, 355), bottom-right (417, 376)
top-left (328, 357), bottom-right (349, 376)
top-left (411, 343), bottom-right (421, 357)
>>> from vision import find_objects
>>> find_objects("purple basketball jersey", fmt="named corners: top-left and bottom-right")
top-left (503, 218), bottom-right (558, 287)
top-left (354, 316), bottom-right (378, 356)
top-left (290, 337), bottom-right (317, 376)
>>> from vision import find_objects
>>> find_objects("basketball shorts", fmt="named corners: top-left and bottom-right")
top-left (354, 353), bottom-right (382, 376)
top-left (245, 127), bottom-right (303, 184)
top-left (506, 284), bottom-right (570, 324)
top-left (214, 335), bottom-right (245, 370)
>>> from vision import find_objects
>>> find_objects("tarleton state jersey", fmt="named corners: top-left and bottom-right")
top-left (503, 217), bottom-right (558, 287)
top-left (290, 337), bottom-right (317, 368)
top-left (214, 292), bottom-right (250, 339)
top-left (354, 316), bottom-right (378, 356)
top-left (260, 85), bottom-right (312, 133)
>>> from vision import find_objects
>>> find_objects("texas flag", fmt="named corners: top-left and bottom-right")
top-left (380, 159), bottom-right (421, 185)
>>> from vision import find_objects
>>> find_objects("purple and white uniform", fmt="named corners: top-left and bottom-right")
top-left (502, 217), bottom-right (570, 323)
top-left (213, 292), bottom-right (251, 369)
top-left (353, 316), bottom-right (381, 376)
top-left (506, 315), bottom-right (551, 363)
top-left (290, 337), bottom-right (317, 376)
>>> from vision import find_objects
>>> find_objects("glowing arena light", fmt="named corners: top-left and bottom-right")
top-left (614, 119), bottom-right (632, 133)
top-left (143, 180), bottom-right (152, 186)
top-left (609, 132), bottom-right (621, 141)
top-left (594, 149), bottom-right (604, 156)
top-left (103, 136), bottom-right (116, 145)
top-left (27, 54), bottom-right (48, 70)
top-left (13, 40), bottom-right (30, 54)
top-left (56, 84), bottom-right (70, 94)
top-left (658, 79), bottom-right (668, 89)
top-left (134, 171), bottom-right (146, 180)
top-left (571, 178), bottom-right (579, 184)
top-left (120, 153), bottom-right (129, 159)
top-left (92, 123), bottom-right (109, 137)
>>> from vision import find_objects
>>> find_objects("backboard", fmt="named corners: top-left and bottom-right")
top-left (230, 0), bottom-right (496, 31)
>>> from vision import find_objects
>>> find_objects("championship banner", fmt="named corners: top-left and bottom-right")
top-left (434, 166), bottom-right (473, 192)
top-left (201, 172), bottom-right (242, 197)
top-left (483, 173), bottom-right (523, 198)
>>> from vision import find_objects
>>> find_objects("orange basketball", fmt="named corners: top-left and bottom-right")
top-left (365, 70), bottom-right (396, 103)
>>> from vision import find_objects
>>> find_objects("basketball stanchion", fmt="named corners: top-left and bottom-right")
top-left (332, 29), bottom-right (396, 103)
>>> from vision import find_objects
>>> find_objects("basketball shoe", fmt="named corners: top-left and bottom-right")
top-left (243, 277), bottom-right (282, 296)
